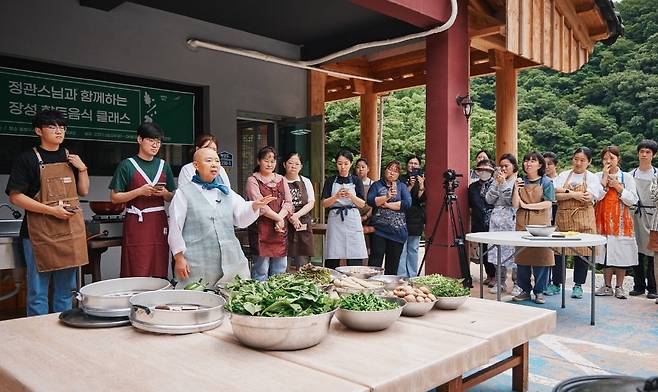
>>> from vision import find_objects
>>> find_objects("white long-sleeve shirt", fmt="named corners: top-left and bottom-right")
top-left (177, 162), bottom-right (231, 189)
top-left (596, 171), bottom-right (639, 207)
top-left (168, 184), bottom-right (258, 256)
top-left (553, 170), bottom-right (606, 202)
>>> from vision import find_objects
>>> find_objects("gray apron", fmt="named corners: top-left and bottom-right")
top-left (632, 168), bottom-right (656, 256)
top-left (324, 178), bottom-right (368, 259)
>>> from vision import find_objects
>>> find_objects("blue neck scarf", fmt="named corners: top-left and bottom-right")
top-left (191, 174), bottom-right (229, 195)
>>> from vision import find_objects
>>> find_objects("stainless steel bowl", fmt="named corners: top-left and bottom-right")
top-left (368, 275), bottom-right (409, 290)
top-left (77, 277), bottom-right (172, 318)
top-left (335, 297), bottom-right (405, 331)
top-left (434, 295), bottom-right (469, 310)
top-left (129, 290), bottom-right (226, 334)
top-left (335, 266), bottom-right (384, 279)
top-left (228, 311), bottom-right (335, 350)
top-left (401, 299), bottom-right (436, 317)
top-left (526, 224), bottom-right (556, 237)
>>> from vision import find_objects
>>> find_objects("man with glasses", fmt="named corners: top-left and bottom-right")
top-left (5, 110), bottom-right (90, 316)
top-left (109, 122), bottom-right (176, 278)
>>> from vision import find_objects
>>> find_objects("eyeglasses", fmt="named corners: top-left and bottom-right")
top-left (143, 137), bottom-right (162, 146)
top-left (43, 125), bottom-right (67, 133)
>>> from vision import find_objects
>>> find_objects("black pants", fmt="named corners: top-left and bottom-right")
top-left (324, 258), bottom-right (363, 269)
top-left (632, 253), bottom-right (656, 293)
top-left (573, 256), bottom-right (590, 285)
top-left (549, 254), bottom-right (563, 285)
top-left (483, 251), bottom-right (496, 278)
top-left (368, 234), bottom-right (404, 275)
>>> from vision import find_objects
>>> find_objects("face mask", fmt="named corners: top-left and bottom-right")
top-left (478, 171), bottom-right (492, 181)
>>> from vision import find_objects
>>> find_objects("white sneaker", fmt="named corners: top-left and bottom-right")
top-left (489, 283), bottom-right (507, 294)
top-left (511, 285), bottom-right (523, 297)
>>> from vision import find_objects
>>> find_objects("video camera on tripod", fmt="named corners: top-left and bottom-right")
top-left (418, 168), bottom-right (472, 287)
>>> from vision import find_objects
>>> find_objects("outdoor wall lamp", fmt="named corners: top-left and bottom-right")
top-left (456, 95), bottom-right (474, 120)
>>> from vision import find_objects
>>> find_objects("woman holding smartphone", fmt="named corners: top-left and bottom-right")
top-left (282, 152), bottom-right (315, 269)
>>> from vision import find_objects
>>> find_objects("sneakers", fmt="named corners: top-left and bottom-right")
top-left (647, 292), bottom-right (658, 299)
top-left (595, 286), bottom-right (614, 296)
top-left (489, 283), bottom-right (507, 294)
top-left (534, 293), bottom-right (546, 304)
top-left (571, 285), bottom-right (583, 299)
top-left (629, 289), bottom-right (645, 296)
top-left (614, 287), bottom-right (627, 299)
top-left (543, 284), bottom-right (561, 296)
top-left (513, 291), bottom-right (531, 301)
top-left (483, 276), bottom-right (495, 287)
top-left (511, 285), bottom-right (523, 297)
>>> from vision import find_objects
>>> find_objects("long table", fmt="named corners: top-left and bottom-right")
top-left (0, 298), bottom-right (555, 392)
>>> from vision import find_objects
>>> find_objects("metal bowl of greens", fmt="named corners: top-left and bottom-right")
top-left (410, 274), bottom-right (470, 310)
top-left (297, 263), bottom-right (343, 286)
top-left (224, 275), bottom-right (338, 350)
top-left (335, 293), bottom-right (404, 331)
top-left (335, 266), bottom-right (384, 279)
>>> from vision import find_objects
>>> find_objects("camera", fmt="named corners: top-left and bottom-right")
top-left (443, 169), bottom-right (463, 194)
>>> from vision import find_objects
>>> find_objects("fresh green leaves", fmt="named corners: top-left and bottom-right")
top-left (338, 292), bottom-right (398, 311)
top-left (224, 275), bottom-right (338, 317)
top-left (297, 263), bottom-right (333, 285)
top-left (410, 274), bottom-right (471, 298)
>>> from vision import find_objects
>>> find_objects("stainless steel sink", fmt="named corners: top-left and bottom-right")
top-left (0, 219), bottom-right (24, 270)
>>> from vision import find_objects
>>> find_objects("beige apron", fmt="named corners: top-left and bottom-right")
top-left (515, 181), bottom-right (554, 266)
top-left (555, 171), bottom-right (596, 256)
top-left (27, 148), bottom-right (88, 272)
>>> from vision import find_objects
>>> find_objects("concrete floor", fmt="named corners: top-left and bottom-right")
top-left (466, 263), bottom-right (658, 391)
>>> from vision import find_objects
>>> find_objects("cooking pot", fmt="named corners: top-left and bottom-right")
top-left (553, 375), bottom-right (658, 392)
top-left (81, 200), bottom-right (126, 215)
top-left (76, 277), bottom-right (172, 318)
top-left (129, 290), bottom-right (226, 334)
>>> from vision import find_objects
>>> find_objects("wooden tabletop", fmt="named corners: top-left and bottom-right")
top-left (0, 298), bottom-right (555, 392)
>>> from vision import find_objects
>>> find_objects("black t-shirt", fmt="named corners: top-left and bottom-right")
top-left (5, 146), bottom-right (79, 237)
top-left (321, 175), bottom-right (365, 200)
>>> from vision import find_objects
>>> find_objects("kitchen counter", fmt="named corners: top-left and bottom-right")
top-left (0, 297), bottom-right (555, 391)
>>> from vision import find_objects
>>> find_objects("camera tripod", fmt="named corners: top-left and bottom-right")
top-left (417, 185), bottom-right (473, 287)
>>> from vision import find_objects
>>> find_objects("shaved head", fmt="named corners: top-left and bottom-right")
top-left (193, 148), bottom-right (220, 182)
top-left (193, 148), bottom-right (218, 163)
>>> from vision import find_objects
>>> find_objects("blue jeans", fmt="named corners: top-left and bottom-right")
top-left (397, 236), bottom-right (420, 277)
top-left (517, 265), bottom-right (550, 295)
top-left (23, 238), bottom-right (77, 316)
top-left (251, 256), bottom-right (287, 281)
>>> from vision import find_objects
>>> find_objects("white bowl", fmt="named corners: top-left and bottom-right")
top-left (434, 295), bottom-right (469, 310)
top-left (336, 297), bottom-right (404, 331)
top-left (401, 299), bottom-right (436, 317)
top-left (526, 225), bottom-right (556, 237)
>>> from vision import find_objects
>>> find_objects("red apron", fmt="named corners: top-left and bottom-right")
top-left (248, 177), bottom-right (288, 257)
top-left (120, 158), bottom-right (169, 278)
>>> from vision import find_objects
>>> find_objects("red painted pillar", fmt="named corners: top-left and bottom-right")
top-left (424, 0), bottom-right (469, 278)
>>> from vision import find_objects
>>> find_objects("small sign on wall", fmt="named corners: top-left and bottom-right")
top-left (219, 151), bottom-right (233, 167)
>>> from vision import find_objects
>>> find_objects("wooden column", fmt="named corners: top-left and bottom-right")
top-left (360, 82), bottom-right (379, 180)
top-left (309, 70), bottom-right (326, 223)
top-left (424, 0), bottom-right (470, 278)
top-left (495, 52), bottom-right (518, 158)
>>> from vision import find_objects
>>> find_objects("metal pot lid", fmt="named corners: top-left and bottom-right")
top-left (59, 308), bottom-right (130, 328)
top-left (553, 375), bottom-right (658, 392)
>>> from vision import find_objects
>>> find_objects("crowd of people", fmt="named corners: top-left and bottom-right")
top-left (468, 142), bottom-right (658, 306)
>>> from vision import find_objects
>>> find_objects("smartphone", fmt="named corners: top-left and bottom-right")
top-left (63, 205), bottom-right (79, 213)
top-left (155, 182), bottom-right (166, 191)
top-left (296, 223), bottom-right (308, 232)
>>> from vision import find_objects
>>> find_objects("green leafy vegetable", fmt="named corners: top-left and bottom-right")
top-left (225, 275), bottom-right (337, 317)
top-left (410, 274), bottom-right (471, 297)
top-left (297, 263), bottom-right (333, 285)
top-left (338, 292), bottom-right (399, 311)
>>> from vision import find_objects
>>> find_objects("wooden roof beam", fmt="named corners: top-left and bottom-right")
top-left (369, 50), bottom-right (426, 74)
top-left (320, 57), bottom-right (372, 79)
top-left (469, 25), bottom-right (505, 39)
top-left (555, 0), bottom-right (594, 51)
top-left (471, 35), bottom-right (506, 52)
top-left (372, 73), bottom-right (426, 94)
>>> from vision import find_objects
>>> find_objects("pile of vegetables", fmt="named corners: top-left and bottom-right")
top-left (338, 292), bottom-right (399, 311)
top-left (297, 263), bottom-right (333, 285)
top-left (225, 275), bottom-right (337, 317)
top-left (392, 285), bottom-right (436, 303)
top-left (410, 274), bottom-right (471, 297)
top-left (333, 276), bottom-right (383, 290)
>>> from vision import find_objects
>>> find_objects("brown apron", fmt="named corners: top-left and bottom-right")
top-left (27, 148), bottom-right (88, 272)
top-left (286, 179), bottom-right (314, 257)
top-left (120, 158), bottom-right (169, 278)
top-left (515, 181), bottom-right (554, 266)
top-left (555, 171), bottom-right (596, 256)
top-left (248, 177), bottom-right (288, 257)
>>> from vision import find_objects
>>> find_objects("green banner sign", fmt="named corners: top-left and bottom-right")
top-left (0, 66), bottom-right (195, 144)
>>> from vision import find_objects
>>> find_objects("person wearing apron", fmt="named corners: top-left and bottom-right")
top-left (355, 158), bottom-right (374, 224)
top-left (245, 146), bottom-right (293, 281)
top-left (512, 152), bottom-right (555, 304)
top-left (630, 140), bottom-right (658, 298)
top-left (168, 149), bottom-right (274, 289)
top-left (177, 133), bottom-right (231, 189)
top-left (367, 160), bottom-right (412, 275)
top-left (468, 159), bottom-right (496, 286)
top-left (5, 110), bottom-right (89, 316)
top-left (554, 147), bottom-right (605, 299)
top-left (322, 150), bottom-right (368, 269)
top-left (283, 152), bottom-right (315, 269)
top-left (594, 146), bottom-right (639, 299)
top-left (542, 152), bottom-right (563, 296)
top-left (485, 153), bottom-right (519, 295)
top-left (109, 123), bottom-right (176, 278)
top-left (398, 155), bottom-right (426, 278)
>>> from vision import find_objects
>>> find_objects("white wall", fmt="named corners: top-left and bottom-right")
top-left (0, 0), bottom-right (308, 279)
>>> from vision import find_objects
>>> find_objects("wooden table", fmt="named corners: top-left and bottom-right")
top-left (0, 298), bottom-right (554, 392)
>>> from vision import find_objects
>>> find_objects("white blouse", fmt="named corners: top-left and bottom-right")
top-left (168, 184), bottom-right (259, 256)
top-left (553, 170), bottom-right (606, 202)
top-left (595, 171), bottom-right (639, 207)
